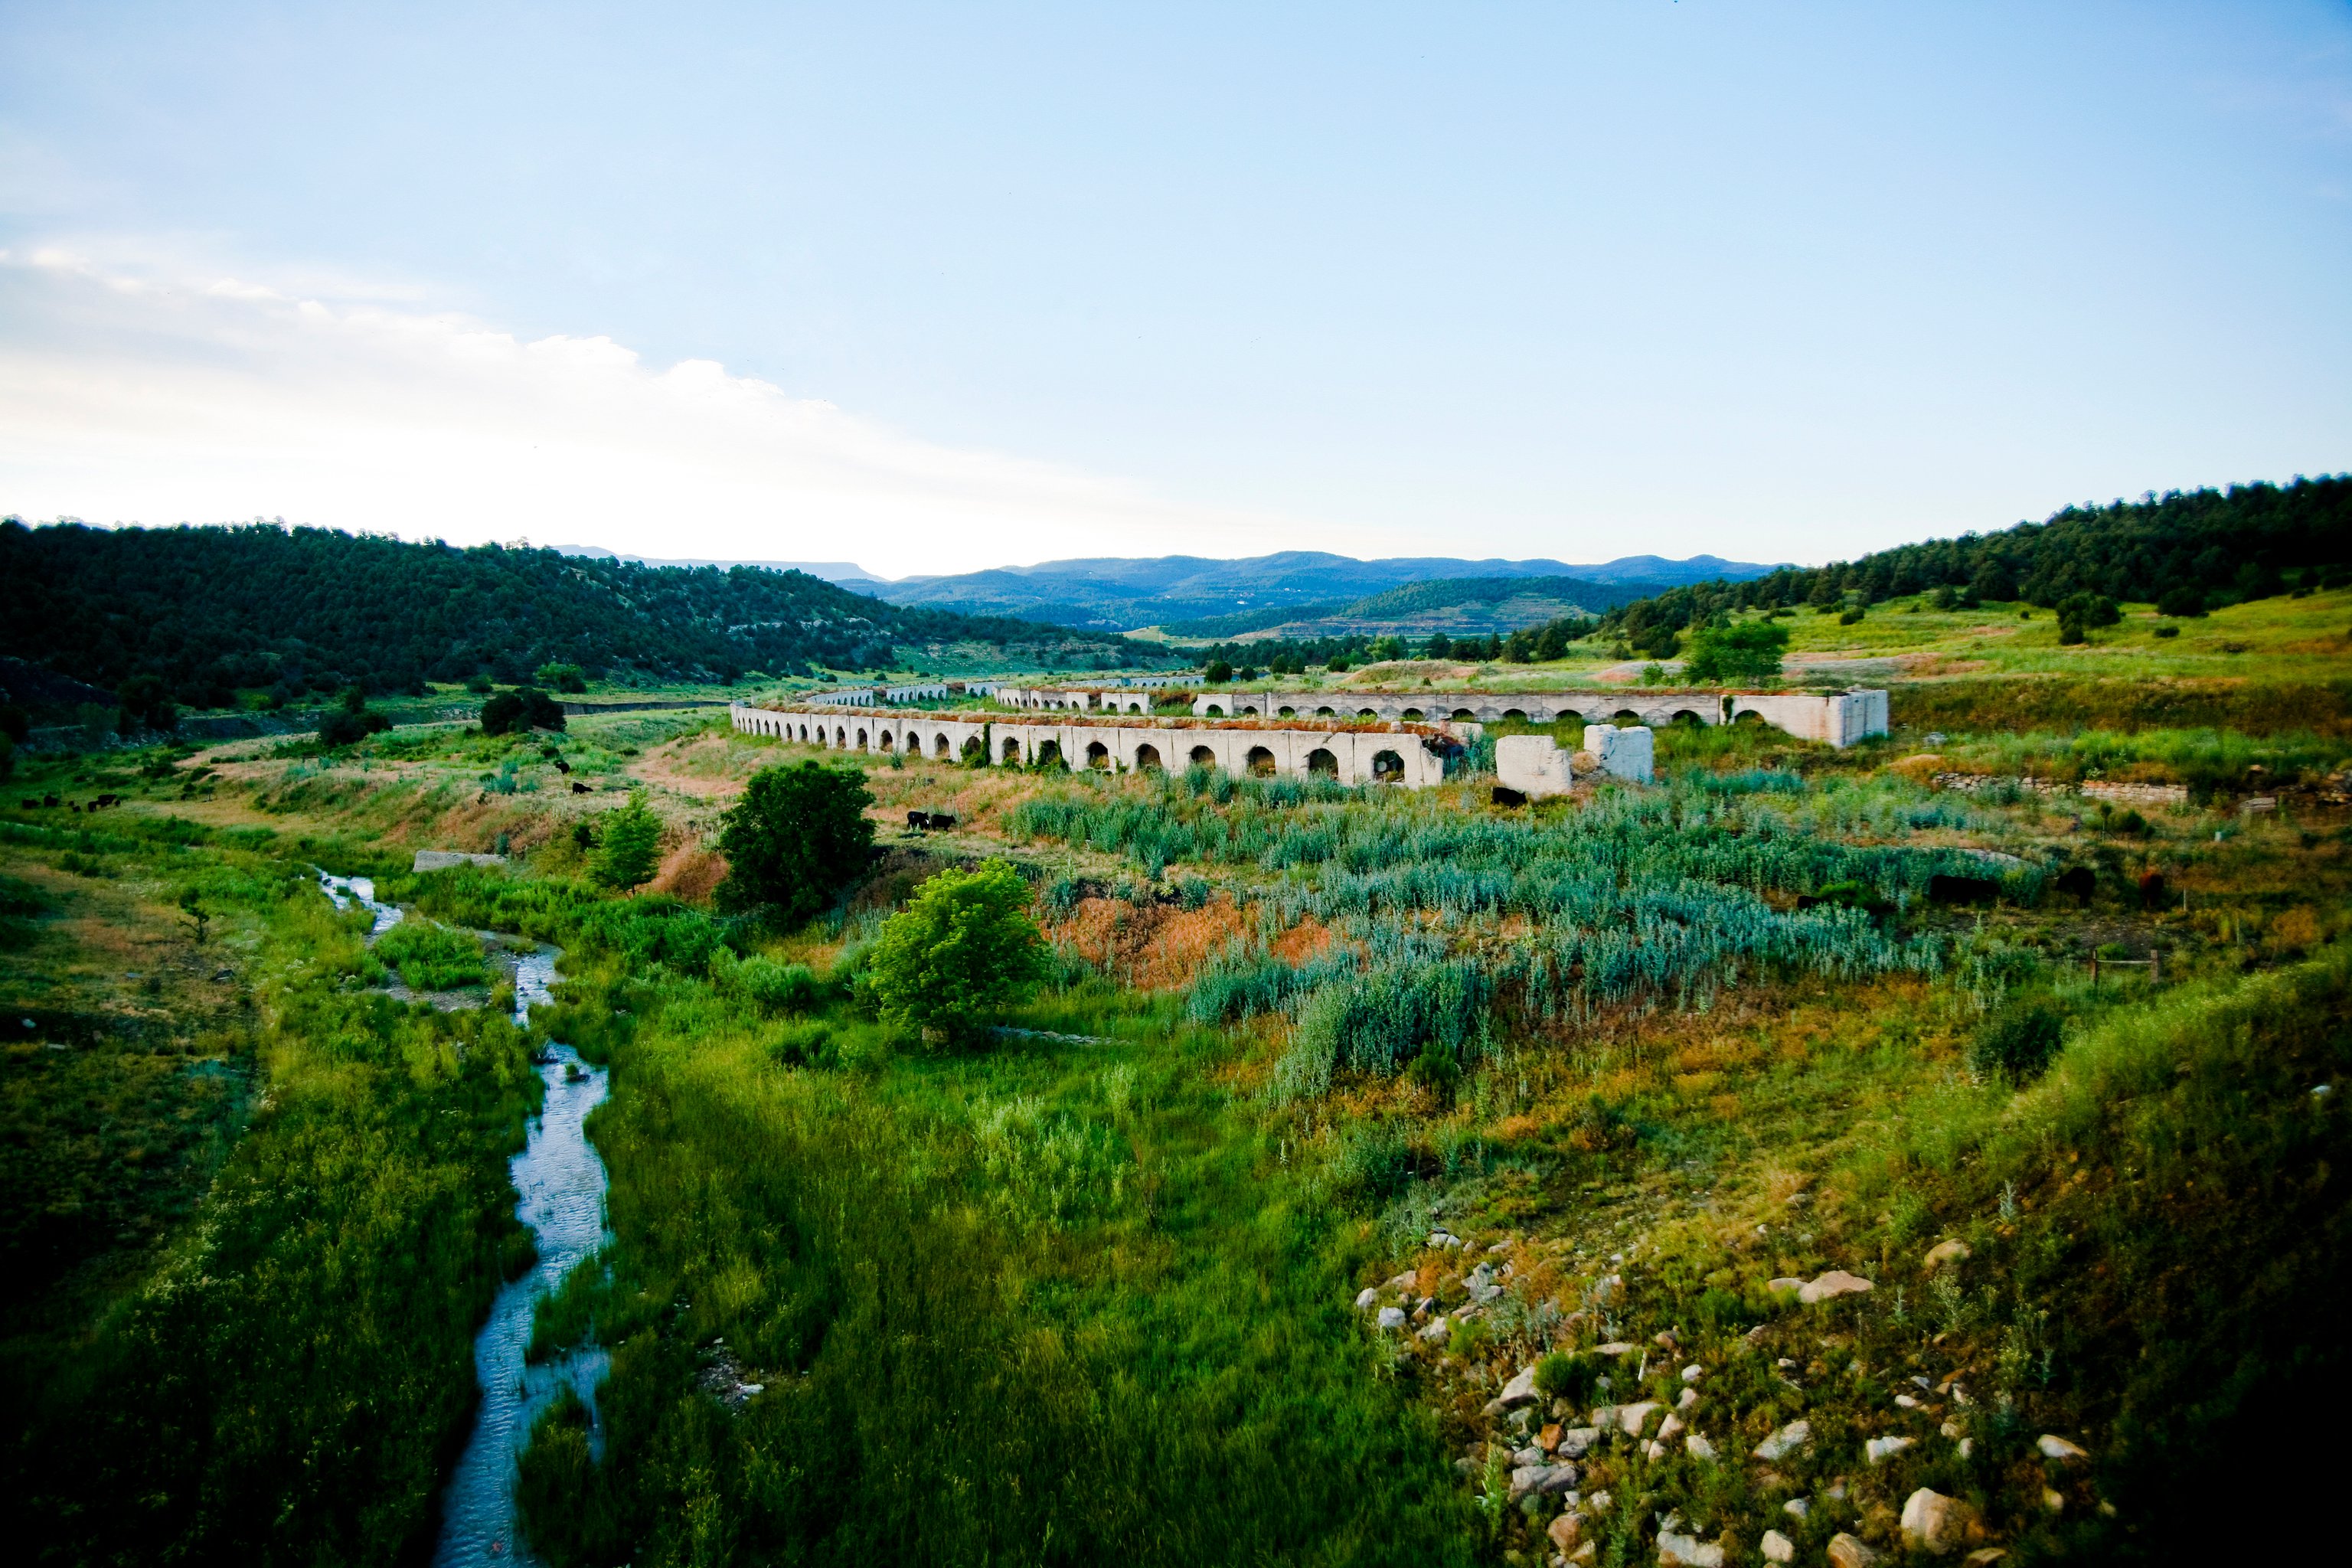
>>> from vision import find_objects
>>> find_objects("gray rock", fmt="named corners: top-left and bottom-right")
top-left (1615, 1400), bottom-right (1661, 1436)
top-left (1375, 1305), bottom-right (1406, 1331)
top-left (1828, 1534), bottom-right (1880, 1568)
top-left (1923, 1239), bottom-right (1971, 1269)
top-left (1553, 1426), bottom-right (1602, 1459)
top-left (1499, 1364), bottom-right (1542, 1407)
top-left (1866, 1434), bottom-right (1916, 1465)
top-left (1416, 1315), bottom-right (1451, 1342)
top-left (1783, 1498), bottom-right (1810, 1520)
top-left (1684, 1432), bottom-right (1718, 1461)
top-left (2036, 1434), bottom-right (2089, 1464)
top-left (1753, 1418), bottom-right (1812, 1462)
top-left (1657, 1412), bottom-right (1686, 1442)
top-left (1901, 1487), bottom-right (1977, 1554)
top-left (1760, 1527), bottom-right (1795, 1563)
top-left (1799, 1269), bottom-right (1874, 1305)
top-left (1658, 1529), bottom-right (1725, 1567)
top-left (1355, 1286), bottom-right (1379, 1310)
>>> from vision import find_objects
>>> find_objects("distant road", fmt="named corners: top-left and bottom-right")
top-left (559, 698), bottom-right (731, 716)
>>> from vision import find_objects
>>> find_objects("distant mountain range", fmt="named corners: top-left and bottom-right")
top-left (556, 547), bottom-right (1779, 632)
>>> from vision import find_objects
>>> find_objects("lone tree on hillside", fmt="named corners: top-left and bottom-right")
top-left (714, 762), bottom-right (874, 926)
top-left (593, 789), bottom-right (663, 891)
top-left (1681, 619), bottom-right (1791, 685)
top-left (868, 859), bottom-right (1048, 1046)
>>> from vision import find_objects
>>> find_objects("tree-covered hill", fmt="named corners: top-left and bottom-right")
top-left (0, 521), bottom-right (1148, 709)
top-left (1599, 477), bottom-right (2351, 648)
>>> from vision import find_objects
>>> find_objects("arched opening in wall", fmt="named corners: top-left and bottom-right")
top-left (1002, 737), bottom-right (1024, 763)
top-left (1188, 745), bottom-right (1217, 769)
top-left (1316, 706), bottom-right (1337, 717)
top-left (798, 724), bottom-right (809, 742)
top-left (1134, 743), bottom-right (1163, 772)
top-left (1734, 710), bottom-right (1767, 728)
top-left (1612, 710), bottom-right (1641, 725)
top-left (1400, 708), bottom-right (1425, 722)
top-left (1306, 748), bottom-right (1338, 776)
top-left (962, 735), bottom-right (987, 765)
top-left (1372, 750), bottom-right (1405, 782)
top-left (1451, 708), bottom-right (1476, 720)
top-left (857, 728), bottom-right (870, 747)
top-left (878, 731), bottom-right (895, 751)
top-left (1246, 746), bottom-right (1277, 776)
top-left (1034, 740), bottom-right (1064, 769)
top-left (1503, 708), bottom-right (1527, 723)
top-left (1278, 706), bottom-right (1296, 717)
top-left (1240, 706), bottom-right (1259, 717)
top-left (1671, 710), bottom-right (1705, 727)
top-left (935, 734), bottom-right (952, 758)
top-left (1085, 741), bottom-right (1111, 770)
top-left (1204, 703), bottom-right (1227, 716)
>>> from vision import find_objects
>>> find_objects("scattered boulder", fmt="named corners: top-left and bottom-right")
top-left (1658, 1529), bottom-right (1726, 1567)
top-left (1681, 1362), bottom-right (1704, 1382)
top-left (1354, 1286), bottom-right (1378, 1309)
top-left (1799, 1270), bottom-right (1875, 1305)
top-left (1615, 1400), bottom-right (1661, 1436)
top-left (1767, 1276), bottom-right (1805, 1296)
top-left (2036, 1434), bottom-right (2089, 1464)
top-left (1760, 1528), bottom-right (1795, 1564)
top-left (1923, 1240), bottom-right (1971, 1269)
top-left (1753, 1419), bottom-right (1813, 1462)
top-left (1553, 1426), bottom-right (1602, 1459)
top-left (1783, 1498), bottom-right (1809, 1519)
top-left (1658, 1412), bottom-right (1686, 1442)
top-left (1828, 1533), bottom-right (1882, 1568)
top-left (1596, 1340), bottom-right (1637, 1355)
top-left (1684, 1432), bottom-right (1717, 1461)
top-left (1498, 1364), bottom-right (1542, 1407)
top-left (1387, 1269), bottom-right (1419, 1289)
top-left (1901, 1488), bottom-right (1978, 1554)
top-left (1508, 1463), bottom-right (1578, 1499)
top-left (1866, 1435), bottom-right (1916, 1465)
top-left (1416, 1316), bottom-right (1450, 1342)
top-left (1375, 1306), bottom-right (1406, 1331)
top-left (1547, 1511), bottom-right (1584, 1553)
top-left (1677, 1386), bottom-right (1699, 1410)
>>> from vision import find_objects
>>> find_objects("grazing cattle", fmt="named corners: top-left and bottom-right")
top-left (570, 781), bottom-right (591, 794)
top-left (43, 795), bottom-right (60, 808)
top-left (554, 759), bottom-right (571, 773)
top-left (1927, 873), bottom-right (2000, 905)
top-left (906, 809), bottom-right (929, 830)
top-left (1490, 785), bottom-right (1527, 808)
top-left (925, 812), bottom-right (956, 831)
top-left (2138, 871), bottom-right (2167, 910)
top-left (2054, 866), bottom-right (2096, 905)
top-left (94, 794), bottom-right (119, 808)
top-left (905, 810), bottom-right (958, 831)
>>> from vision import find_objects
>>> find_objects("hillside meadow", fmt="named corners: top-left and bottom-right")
top-left (1, 661), bottom-right (2345, 1564)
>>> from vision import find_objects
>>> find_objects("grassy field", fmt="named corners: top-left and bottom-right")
top-left (2, 635), bottom-right (2347, 1564)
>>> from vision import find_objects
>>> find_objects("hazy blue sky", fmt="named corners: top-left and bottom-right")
top-left (2, 2), bottom-right (2347, 575)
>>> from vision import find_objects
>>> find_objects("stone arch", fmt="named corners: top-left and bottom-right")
top-left (1450, 707), bottom-right (1476, 720)
top-left (1371, 750), bottom-right (1405, 782)
top-left (1306, 747), bottom-right (1338, 776)
top-left (1188, 745), bottom-right (1217, 769)
top-left (1134, 743), bottom-right (1163, 771)
top-left (1034, 740), bottom-right (1063, 769)
top-left (1671, 709), bottom-right (1706, 727)
top-left (1357, 708), bottom-right (1378, 720)
top-left (1401, 708), bottom-right (1425, 722)
top-left (1613, 710), bottom-right (1641, 724)
top-left (1316, 706), bottom-right (1337, 717)
top-left (1245, 745), bottom-right (1277, 776)
top-left (1204, 702), bottom-right (1227, 716)
top-left (798, 724), bottom-right (809, 742)
top-left (935, 734), bottom-right (952, 758)
top-left (857, 727), bottom-right (870, 747)
top-left (1734, 710), bottom-right (1766, 727)
top-left (1085, 740), bottom-right (1111, 770)
top-left (1240, 705), bottom-right (1259, 717)
top-left (878, 730), bottom-right (895, 751)
top-left (1002, 736), bottom-right (1024, 763)
top-left (1278, 706), bottom-right (1297, 717)
top-left (1503, 707), bottom-right (1527, 722)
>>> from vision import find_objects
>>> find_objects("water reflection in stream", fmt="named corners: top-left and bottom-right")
top-left (316, 869), bottom-right (610, 1567)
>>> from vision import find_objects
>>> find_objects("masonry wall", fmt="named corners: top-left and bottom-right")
top-left (1189, 688), bottom-right (1888, 746)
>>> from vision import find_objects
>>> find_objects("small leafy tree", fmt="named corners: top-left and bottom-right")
top-left (534, 662), bottom-right (588, 693)
top-left (2056, 592), bottom-right (2121, 645)
top-left (868, 860), bottom-right (1048, 1044)
top-left (1681, 619), bottom-right (1790, 685)
top-left (115, 674), bottom-right (176, 734)
top-left (593, 790), bottom-right (663, 891)
top-left (1203, 658), bottom-right (1234, 684)
top-left (317, 685), bottom-right (392, 747)
top-left (714, 763), bottom-right (875, 925)
top-left (480, 686), bottom-right (566, 735)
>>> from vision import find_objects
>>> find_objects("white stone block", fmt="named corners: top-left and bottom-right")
top-left (1495, 735), bottom-right (1574, 798)
top-left (1582, 725), bottom-right (1654, 782)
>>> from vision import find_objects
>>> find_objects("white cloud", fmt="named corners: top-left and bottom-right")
top-left (0, 247), bottom-right (1346, 577)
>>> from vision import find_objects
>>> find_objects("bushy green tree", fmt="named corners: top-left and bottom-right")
top-left (479, 686), bottom-right (566, 735)
top-left (1681, 619), bottom-right (1790, 685)
top-left (317, 685), bottom-right (392, 747)
top-left (2056, 592), bottom-right (2121, 645)
top-left (592, 790), bottom-right (663, 891)
top-left (114, 673), bottom-right (175, 733)
top-left (1203, 658), bottom-right (1233, 684)
top-left (714, 763), bottom-right (874, 924)
top-left (868, 859), bottom-right (1048, 1044)
top-left (534, 662), bottom-right (588, 693)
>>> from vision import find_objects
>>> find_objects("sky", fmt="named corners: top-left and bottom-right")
top-left (2, 2), bottom-right (2347, 579)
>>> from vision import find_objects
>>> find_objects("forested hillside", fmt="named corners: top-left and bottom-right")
top-left (0, 521), bottom-right (1147, 709)
top-left (1597, 477), bottom-right (2350, 647)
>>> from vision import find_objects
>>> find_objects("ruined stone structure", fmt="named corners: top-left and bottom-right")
top-left (1189, 688), bottom-right (1888, 747)
top-left (1583, 724), bottom-right (1655, 782)
top-left (1494, 735), bottom-right (1575, 799)
top-left (729, 704), bottom-right (1449, 787)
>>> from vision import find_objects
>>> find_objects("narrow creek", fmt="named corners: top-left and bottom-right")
top-left (316, 871), bottom-right (612, 1567)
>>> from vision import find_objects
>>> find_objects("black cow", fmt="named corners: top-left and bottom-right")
top-left (906, 809), bottom-right (928, 830)
top-left (1491, 786), bottom-right (1527, 808)
top-left (571, 781), bottom-right (592, 794)
top-left (2138, 871), bottom-right (2167, 910)
top-left (554, 759), bottom-right (572, 773)
top-left (94, 794), bottom-right (119, 808)
top-left (926, 812), bottom-right (956, 831)
top-left (1928, 874), bottom-right (2000, 905)
top-left (2054, 866), bottom-right (2096, 906)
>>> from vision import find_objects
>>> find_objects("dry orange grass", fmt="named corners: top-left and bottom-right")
top-left (1045, 894), bottom-right (1254, 991)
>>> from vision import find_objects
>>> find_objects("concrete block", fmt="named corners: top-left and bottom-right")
top-left (1583, 724), bottom-right (1654, 782)
top-left (1495, 735), bottom-right (1574, 798)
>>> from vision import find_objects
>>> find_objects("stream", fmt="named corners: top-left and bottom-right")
top-left (317, 871), bottom-right (612, 1567)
